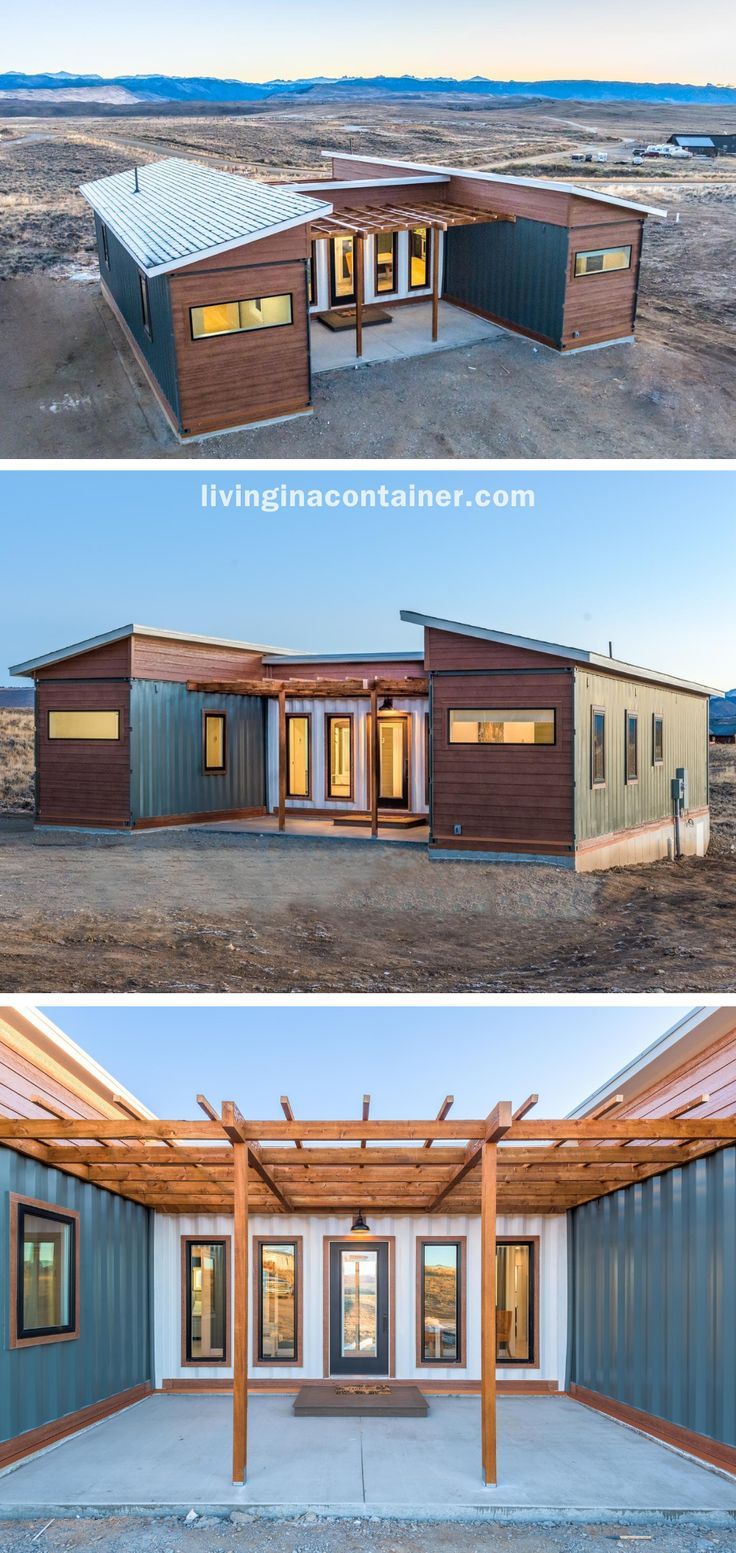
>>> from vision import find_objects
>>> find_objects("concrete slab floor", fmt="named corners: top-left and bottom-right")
top-left (310, 300), bottom-right (503, 372)
top-left (0, 1396), bottom-right (735, 1520)
top-left (189, 814), bottom-right (429, 845)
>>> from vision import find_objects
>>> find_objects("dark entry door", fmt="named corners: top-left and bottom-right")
top-left (377, 717), bottom-right (409, 809)
top-left (329, 1240), bottom-right (389, 1375)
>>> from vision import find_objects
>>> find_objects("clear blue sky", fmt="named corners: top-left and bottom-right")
top-left (41, 1004), bottom-right (685, 1121)
top-left (4, 471), bottom-right (732, 691)
top-left (5, 0), bottom-right (735, 84)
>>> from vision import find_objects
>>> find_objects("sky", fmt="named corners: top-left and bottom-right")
top-left (40, 1004), bottom-right (685, 1120)
top-left (5, 0), bottom-right (735, 85)
top-left (4, 470), bottom-right (733, 692)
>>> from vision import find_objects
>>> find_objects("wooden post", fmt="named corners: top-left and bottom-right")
top-left (480, 1139), bottom-right (497, 1487)
top-left (355, 234), bottom-right (364, 360)
top-left (431, 226), bottom-right (440, 342)
top-left (369, 680), bottom-right (379, 838)
top-left (232, 1137), bottom-right (249, 1484)
top-left (278, 687), bottom-right (286, 833)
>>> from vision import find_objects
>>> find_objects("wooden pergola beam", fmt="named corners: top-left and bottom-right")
top-left (5, 1116), bottom-right (736, 1142)
top-left (424, 1096), bottom-right (454, 1148)
top-left (224, 1101), bottom-right (248, 1486)
top-left (511, 1094), bottom-right (539, 1123)
top-left (361, 1095), bottom-right (370, 1149)
top-left (429, 1101), bottom-right (513, 1211)
top-left (481, 1139), bottom-right (497, 1486)
top-left (281, 1096), bottom-right (302, 1148)
top-left (186, 678), bottom-right (428, 699)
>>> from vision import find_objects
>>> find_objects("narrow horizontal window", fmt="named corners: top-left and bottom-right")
top-left (653, 713), bottom-right (664, 765)
top-left (47, 710), bottom-right (120, 741)
top-left (185, 1240), bottom-right (228, 1363)
top-left (203, 711), bottom-right (226, 773)
top-left (257, 1240), bottom-right (300, 1362)
top-left (287, 714), bottom-right (310, 797)
top-left (448, 708), bottom-right (555, 746)
top-left (626, 711), bottom-right (639, 782)
top-left (574, 245), bottom-right (632, 277)
top-left (16, 1200), bottom-right (77, 1342)
top-left (496, 1240), bottom-right (535, 1366)
top-left (190, 293), bottom-right (293, 340)
top-left (419, 1240), bottom-right (463, 1364)
top-left (591, 707), bottom-right (606, 786)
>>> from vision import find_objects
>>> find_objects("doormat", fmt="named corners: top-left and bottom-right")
top-left (293, 1382), bottom-right (428, 1417)
top-left (317, 306), bottom-right (393, 332)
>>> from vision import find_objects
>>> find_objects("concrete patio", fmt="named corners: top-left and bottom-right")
top-left (310, 300), bottom-right (504, 373)
top-left (1, 1395), bottom-right (735, 1520)
top-left (188, 813), bottom-right (429, 845)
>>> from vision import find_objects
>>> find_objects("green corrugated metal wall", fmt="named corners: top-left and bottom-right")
top-left (443, 218), bottom-right (568, 346)
top-left (94, 214), bottom-right (180, 424)
top-left (574, 669), bottom-right (709, 842)
top-left (130, 680), bottom-right (267, 822)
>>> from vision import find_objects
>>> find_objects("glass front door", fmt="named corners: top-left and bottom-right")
top-left (329, 1240), bottom-right (389, 1375)
top-left (330, 235), bottom-right (355, 306)
top-left (377, 716), bottom-right (409, 809)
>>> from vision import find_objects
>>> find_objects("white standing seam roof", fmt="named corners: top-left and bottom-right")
top-left (399, 611), bottom-right (721, 696)
top-left (322, 151), bottom-right (668, 219)
top-left (673, 136), bottom-right (715, 147)
top-left (79, 158), bottom-right (333, 277)
top-left (10, 624), bottom-right (303, 677)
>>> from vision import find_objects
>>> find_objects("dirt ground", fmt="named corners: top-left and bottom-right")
top-left (0, 100), bottom-right (734, 458)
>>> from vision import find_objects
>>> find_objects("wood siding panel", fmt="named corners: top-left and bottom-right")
top-left (263, 660), bottom-right (425, 682)
top-left (36, 681), bottom-right (131, 827)
top-left (425, 627), bottom-right (576, 674)
top-left (130, 637), bottom-right (266, 683)
top-left (35, 638), bottom-right (131, 681)
top-left (170, 260), bottom-right (311, 436)
top-left (177, 226), bottom-right (310, 274)
top-left (431, 671), bottom-right (574, 849)
top-left (617, 1022), bottom-right (736, 1121)
top-left (562, 220), bottom-right (643, 348)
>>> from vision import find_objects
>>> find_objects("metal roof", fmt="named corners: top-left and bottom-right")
top-left (79, 158), bottom-right (333, 276)
top-left (673, 136), bottom-right (715, 147)
top-left (322, 151), bottom-right (668, 219)
top-left (399, 611), bottom-right (721, 696)
top-left (10, 624), bottom-right (302, 677)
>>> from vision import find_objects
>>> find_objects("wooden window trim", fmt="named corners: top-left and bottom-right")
top-left (46, 710), bottom-right (121, 743)
top-left (447, 707), bottom-right (557, 748)
top-left (286, 712), bottom-right (312, 799)
top-left (189, 294), bottom-right (294, 342)
top-left (625, 709), bottom-right (639, 784)
top-left (652, 712), bottom-right (664, 767)
top-left (252, 1235), bottom-right (304, 1367)
top-left (374, 230), bottom-right (398, 296)
top-left (180, 1235), bottom-right (232, 1368)
top-left (9, 1194), bottom-right (80, 1349)
top-left (573, 244), bottom-right (632, 279)
top-left (415, 1236), bottom-right (467, 1369)
top-left (203, 710), bottom-right (227, 775)
top-left (322, 1235), bottom-right (396, 1378)
top-left (324, 713), bottom-right (354, 803)
top-left (591, 705), bottom-right (606, 789)
top-left (496, 1234), bottom-right (540, 1370)
top-left (408, 225), bottom-right (432, 292)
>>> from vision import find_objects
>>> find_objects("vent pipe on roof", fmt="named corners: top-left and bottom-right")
top-left (609, 640), bottom-right (613, 658)
top-left (133, 166), bottom-right (140, 193)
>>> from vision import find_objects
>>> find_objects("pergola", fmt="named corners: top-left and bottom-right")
top-left (187, 675), bottom-right (429, 834)
top-left (3, 1093), bottom-right (734, 1490)
top-left (308, 198), bottom-right (515, 356)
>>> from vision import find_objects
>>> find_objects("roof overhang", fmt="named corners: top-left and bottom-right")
top-left (286, 175), bottom-right (449, 192)
top-left (10, 623), bottom-right (301, 678)
top-left (567, 1007), bottom-right (736, 1118)
top-left (262, 651), bottom-right (424, 665)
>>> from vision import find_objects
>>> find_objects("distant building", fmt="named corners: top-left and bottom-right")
top-left (668, 134), bottom-right (736, 156)
top-left (710, 692), bottom-right (736, 742)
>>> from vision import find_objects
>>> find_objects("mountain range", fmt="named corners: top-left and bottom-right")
top-left (1, 72), bottom-right (735, 105)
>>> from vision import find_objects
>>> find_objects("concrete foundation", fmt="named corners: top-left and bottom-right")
top-left (575, 810), bottom-right (710, 872)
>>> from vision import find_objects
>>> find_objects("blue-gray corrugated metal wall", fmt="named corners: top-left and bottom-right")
top-left (444, 218), bottom-right (568, 346)
top-left (567, 1148), bottom-right (736, 1447)
top-left (0, 1147), bottom-right (151, 1446)
top-left (130, 680), bottom-right (267, 822)
top-left (94, 214), bottom-right (180, 422)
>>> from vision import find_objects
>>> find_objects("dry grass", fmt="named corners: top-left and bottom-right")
top-left (0, 708), bottom-right (34, 813)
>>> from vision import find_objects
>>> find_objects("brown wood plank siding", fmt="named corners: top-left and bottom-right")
top-left (424, 627), bottom-right (576, 674)
top-left (562, 220), bottom-right (643, 348)
top-left (130, 637), bottom-right (266, 683)
top-left (446, 174), bottom-right (572, 227)
top-left (36, 681), bottom-right (131, 827)
top-left (34, 638), bottom-right (131, 680)
top-left (177, 227), bottom-right (310, 275)
top-left (0, 1038), bottom-right (113, 1124)
top-left (431, 670), bottom-right (574, 851)
top-left (617, 1022), bottom-right (736, 1121)
top-left (263, 660), bottom-right (425, 681)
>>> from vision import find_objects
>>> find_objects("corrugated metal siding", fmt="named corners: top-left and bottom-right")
top-left (153, 1211), bottom-right (567, 1386)
top-left (95, 215), bottom-right (180, 420)
top-left (130, 680), bottom-right (267, 822)
top-left (568, 1148), bottom-right (736, 1447)
top-left (444, 218), bottom-right (568, 345)
top-left (266, 696), bottom-right (429, 813)
top-left (574, 669), bottom-right (709, 842)
top-left (0, 1146), bottom-right (151, 1445)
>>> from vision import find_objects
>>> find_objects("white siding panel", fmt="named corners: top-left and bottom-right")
top-left (154, 1212), bottom-right (567, 1388)
top-left (267, 697), bottom-right (428, 813)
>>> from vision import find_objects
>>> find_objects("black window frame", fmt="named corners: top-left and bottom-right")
top-left (591, 706), bottom-right (606, 787)
top-left (496, 1237), bottom-right (537, 1368)
top-left (573, 244), bottom-right (632, 278)
top-left (255, 1237), bottom-right (301, 1365)
top-left (417, 1237), bottom-right (465, 1367)
top-left (308, 241), bottom-right (319, 308)
top-left (203, 710), bottom-right (227, 774)
top-left (189, 293), bottom-right (294, 343)
top-left (447, 707), bottom-right (557, 748)
top-left (328, 234), bottom-right (356, 308)
top-left (374, 230), bottom-right (398, 296)
top-left (408, 225), bottom-right (432, 291)
top-left (16, 1200), bottom-right (77, 1342)
top-left (653, 712), bottom-right (664, 766)
top-left (325, 713), bottom-right (353, 802)
top-left (139, 271), bottom-right (152, 338)
top-left (625, 710), bottom-right (639, 783)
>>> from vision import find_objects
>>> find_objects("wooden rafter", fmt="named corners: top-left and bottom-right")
top-left (186, 677), bottom-right (428, 699)
top-left (308, 200), bottom-right (516, 238)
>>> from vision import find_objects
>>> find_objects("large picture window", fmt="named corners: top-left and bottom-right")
top-left (47, 710), bottom-right (120, 741)
top-left (448, 708), bottom-right (555, 746)
top-left (574, 245), bottom-right (632, 277)
top-left (417, 1238), bottom-right (465, 1365)
top-left (326, 715), bottom-right (352, 800)
top-left (254, 1238), bottom-right (302, 1364)
top-left (11, 1197), bottom-right (79, 1347)
top-left (625, 711), bottom-right (639, 782)
top-left (287, 714), bottom-right (310, 798)
top-left (591, 707), bottom-right (606, 786)
top-left (182, 1238), bottom-right (230, 1365)
top-left (496, 1238), bottom-right (537, 1366)
top-left (408, 226), bottom-right (431, 289)
top-left (190, 294), bottom-right (293, 340)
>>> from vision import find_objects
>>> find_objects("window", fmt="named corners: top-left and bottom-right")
top-left (139, 272), bottom-right (152, 337)
top-left (591, 707), bottom-right (606, 786)
top-left (255, 1239), bottom-right (301, 1363)
top-left (574, 245), bottom-right (632, 277)
top-left (182, 1239), bottom-right (230, 1364)
top-left (47, 710), bottom-right (120, 741)
top-left (190, 294), bottom-right (293, 340)
top-left (330, 234), bottom-right (355, 305)
top-left (326, 715), bottom-right (352, 800)
top-left (496, 1239), bottom-right (536, 1366)
top-left (448, 708), bottom-right (556, 746)
top-left (100, 223), bottom-right (110, 268)
top-left (12, 1197), bottom-right (79, 1346)
top-left (625, 710), bottom-right (639, 782)
top-left (425, 712), bottom-right (430, 807)
top-left (287, 714), bottom-right (310, 798)
top-left (409, 226), bottom-right (431, 289)
top-left (417, 1239), bottom-right (465, 1366)
top-left (653, 713), bottom-right (664, 765)
top-left (308, 241), bottom-right (318, 307)
top-left (203, 712), bottom-right (226, 773)
top-left (375, 231), bottom-right (397, 294)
